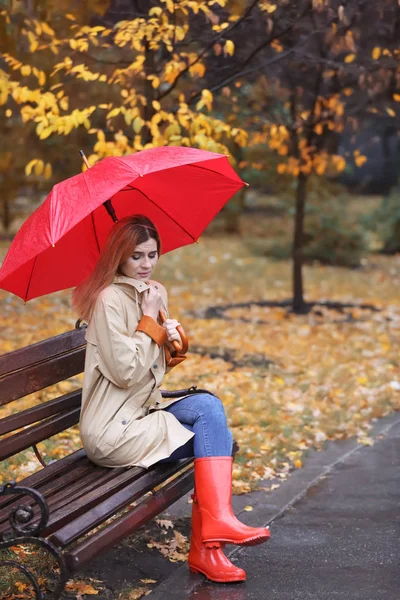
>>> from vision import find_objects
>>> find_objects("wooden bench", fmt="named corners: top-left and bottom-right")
top-left (0, 325), bottom-right (226, 599)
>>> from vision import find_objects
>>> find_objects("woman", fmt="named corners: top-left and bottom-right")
top-left (74, 215), bottom-right (270, 584)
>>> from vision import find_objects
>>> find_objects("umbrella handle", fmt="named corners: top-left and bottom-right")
top-left (159, 310), bottom-right (189, 354)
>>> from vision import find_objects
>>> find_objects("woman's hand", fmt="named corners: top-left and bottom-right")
top-left (141, 286), bottom-right (163, 320)
top-left (162, 318), bottom-right (182, 344)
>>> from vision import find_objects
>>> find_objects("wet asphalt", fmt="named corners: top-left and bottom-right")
top-left (150, 414), bottom-right (400, 600)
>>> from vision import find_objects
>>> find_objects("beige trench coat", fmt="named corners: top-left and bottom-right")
top-left (79, 275), bottom-right (194, 468)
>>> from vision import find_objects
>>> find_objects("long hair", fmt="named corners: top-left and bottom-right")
top-left (73, 215), bottom-right (160, 322)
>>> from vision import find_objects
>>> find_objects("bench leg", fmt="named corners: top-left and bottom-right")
top-left (0, 482), bottom-right (68, 600)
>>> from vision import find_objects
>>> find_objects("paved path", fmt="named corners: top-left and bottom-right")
top-left (150, 414), bottom-right (400, 600)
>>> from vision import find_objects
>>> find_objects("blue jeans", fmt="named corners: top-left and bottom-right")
top-left (161, 393), bottom-right (233, 460)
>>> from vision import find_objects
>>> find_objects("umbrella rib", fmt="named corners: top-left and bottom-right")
top-left (124, 186), bottom-right (197, 243)
top-left (188, 161), bottom-right (241, 182)
top-left (25, 255), bottom-right (38, 302)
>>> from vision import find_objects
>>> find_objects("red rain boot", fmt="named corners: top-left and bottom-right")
top-left (194, 457), bottom-right (271, 546)
top-left (188, 494), bottom-right (246, 583)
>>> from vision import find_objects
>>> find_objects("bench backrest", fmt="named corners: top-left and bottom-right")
top-left (0, 328), bottom-right (87, 461)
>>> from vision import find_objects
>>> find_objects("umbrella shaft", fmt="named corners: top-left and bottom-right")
top-left (103, 199), bottom-right (118, 222)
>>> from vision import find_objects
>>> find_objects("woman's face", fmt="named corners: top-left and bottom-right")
top-left (119, 238), bottom-right (159, 281)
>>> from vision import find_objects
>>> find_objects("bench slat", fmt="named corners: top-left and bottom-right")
top-left (44, 467), bottom-right (144, 535)
top-left (0, 348), bottom-right (85, 407)
top-left (0, 390), bottom-right (82, 436)
top-left (0, 449), bottom-right (86, 510)
top-left (0, 408), bottom-right (80, 461)
top-left (44, 466), bottom-right (126, 512)
top-left (66, 466), bottom-right (194, 572)
top-left (0, 464), bottom-right (129, 537)
top-left (51, 458), bottom-right (193, 548)
top-left (0, 329), bottom-right (86, 378)
top-left (0, 459), bottom-right (94, 529)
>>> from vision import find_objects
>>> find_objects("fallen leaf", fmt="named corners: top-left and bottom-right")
top-left (66, 581), bottom-right (100, 595)
top-left (357, 436), bottom-right (374, 446)
top-left (155, 518), bottom-right (174, 529)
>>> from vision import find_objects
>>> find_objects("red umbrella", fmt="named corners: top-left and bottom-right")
top-left (0, 146), bottom-right (245, 301)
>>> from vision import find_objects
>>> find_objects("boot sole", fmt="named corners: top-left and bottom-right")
top-left (204, 533), bottom-right (270, 546)
top-left (189, 566), bottom-right (246, 583)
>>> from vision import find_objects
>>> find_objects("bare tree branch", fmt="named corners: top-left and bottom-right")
top-left (157, 0), bottom-right (261, 100)
top-left (185, 1), bottom-right (314, 105)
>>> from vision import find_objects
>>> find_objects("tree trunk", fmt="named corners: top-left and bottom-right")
top-left (292, 172), bottom-right (308, 313)
top-left (224, 187), bottom-right (246, 234)
top-left (141, 42), bottom-right (155, 146)
top-left (2, 193), bottom-right (10, 232)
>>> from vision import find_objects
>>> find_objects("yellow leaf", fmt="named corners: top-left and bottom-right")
top-left (386, 108), bottom-right (396, 117)
top-left (34, 160), bottom-right (44, 176)
top-left (393, 94), bottom-right (400, 102)
top-left (152, 100), bottom-right (161, 111)
top-left (149, 6), bottom-right (162, 16)
top-left (189, 63), bottom-right (206, 78)
top-left (15, 582), bottom-right (29, 592)
top-left (372, 47), bottom-right (381, 60)
top-left (294, 459), bottom-right (302, 468)
top-left (44, 163), bottom-right (52, 179)
top-left (357, 436), bottom-right (374, 446)
top-left (314, 123), bottom-right (323, 135)
top-left (140, 579), bottom-right (157, 584)
top-left (225, 40), bottom-right (235, 56)
top-left (333, 156), bottom-right (346, 172)
top-left (133, 117), bottom-right (144, 133)
top-left (106, 107), bottom-right (121, 118)
top-left (60, 97), bottom-right (69, 111)
top-left (244, 505), bottom-right (253, 512)
top-left (355, 155), bottom-right (367, 167)
top-left (20, 64), bottom-right (31, 76)
top-left (344, 53), bottom-right (355, 63)
top-left (357, 376), bottom-right (368, 385)
top-left (151, 76), bottom-right (160, 89)
top-left (125, 112), bottom-right (133, 125)
top-left (25, 159), bottom-right (38, 176)
top-left (271, 39), bottom-right (283, 52)
top-left (65, 581), bottom-right (99, 595)
top-left (39, 127), bottom-right (53, 140)
top-left (276, 164), bottom-right (286, 174)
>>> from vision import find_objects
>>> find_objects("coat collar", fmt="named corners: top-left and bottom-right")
top-left (112, 275), bottom-right (150, 293)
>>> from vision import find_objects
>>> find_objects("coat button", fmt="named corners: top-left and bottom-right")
top-left (153, 364), bottom-right (158, 369)
top-left (122, 420), bottom-right (127, 425)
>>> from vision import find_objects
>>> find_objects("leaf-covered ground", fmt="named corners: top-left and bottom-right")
top-left (1, 207), bottom-right (400, 495)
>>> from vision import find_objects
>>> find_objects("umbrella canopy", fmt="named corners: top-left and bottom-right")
top-left (0, 146), bottom-right (245, 301)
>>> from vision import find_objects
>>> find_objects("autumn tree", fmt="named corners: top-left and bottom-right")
top-left (0, 1), bottom-right (253, 178)
top-left (211, 0), bottom-right (400, 311)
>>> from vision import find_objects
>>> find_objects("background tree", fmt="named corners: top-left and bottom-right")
top-left (207, 0), bottom-right (400, 311)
